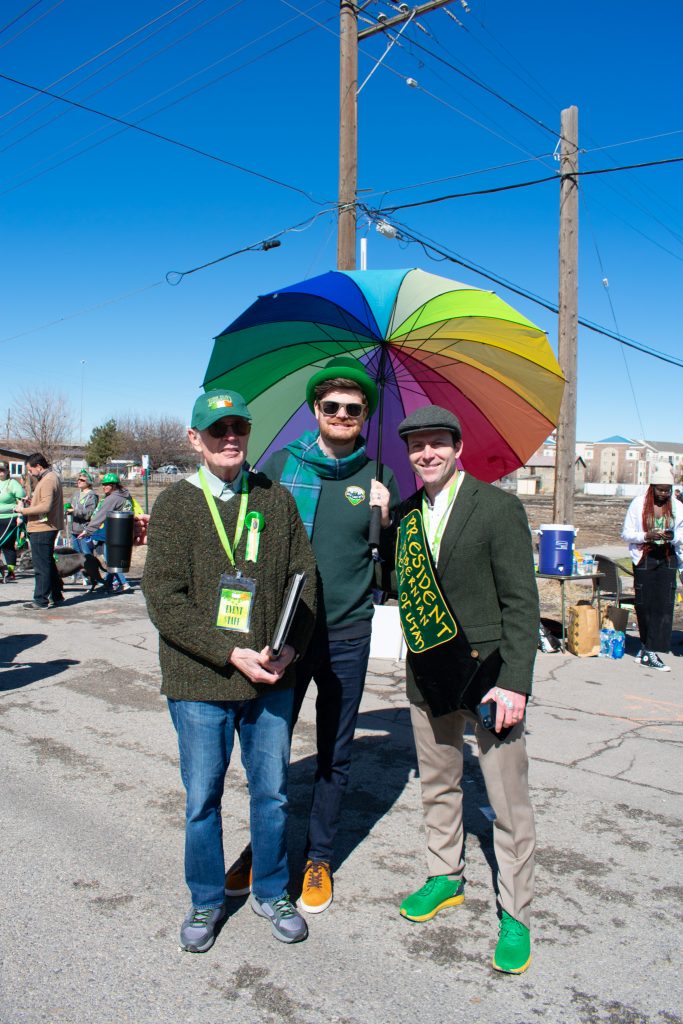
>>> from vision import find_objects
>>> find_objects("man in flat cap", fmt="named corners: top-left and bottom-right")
top-left (143, 389), bottom-right (317, 952)
top-left (393, 405), bottom-right (538, 974)
top-left (225, 356), bottom-right (400, 914)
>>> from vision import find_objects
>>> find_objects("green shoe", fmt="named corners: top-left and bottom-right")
top-left (399, 875), bottom-right (464, 922)
top-left (492, 911), bottom-right (531, 974)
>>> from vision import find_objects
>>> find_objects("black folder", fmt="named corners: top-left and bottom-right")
top-left (271, 572), bottom-right (307, 657)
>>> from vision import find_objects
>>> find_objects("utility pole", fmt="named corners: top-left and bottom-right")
top-left (338, 0), bottom-right (358, 270)
top-left (337, 0), bottom-right (456, 270)
top-left (553, 105), bottom-right (579, 526)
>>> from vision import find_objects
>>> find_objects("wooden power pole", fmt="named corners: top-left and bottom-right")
top-left (553, 105), bottom-right (579, 525)
top-left (337, 0), bottom-right (456, 270)
top-left (337, 0), bottom-right (358, 270)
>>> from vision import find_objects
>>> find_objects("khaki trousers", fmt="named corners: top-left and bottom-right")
top-left (410, 701), bottom-right (535, 928)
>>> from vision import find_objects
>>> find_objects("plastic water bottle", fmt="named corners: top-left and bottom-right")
top-left (610, 631), bottom-right (625, 659)
top-left (599, 628), bottom-right (614, 658)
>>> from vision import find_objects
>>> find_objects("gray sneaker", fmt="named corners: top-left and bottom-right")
top-left (251, 893), bottom-right (308, 944)
top-left (179, 904), bottom-right (226, 953)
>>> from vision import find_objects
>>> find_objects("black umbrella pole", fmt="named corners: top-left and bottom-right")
top-left (368, 349), bottom-right (387, 556)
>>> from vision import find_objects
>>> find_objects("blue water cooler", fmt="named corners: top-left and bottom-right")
top-left (537, 524), bottom-right (577, 576)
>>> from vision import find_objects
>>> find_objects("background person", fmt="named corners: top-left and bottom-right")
top-left (226, 356), bottom-right (399, 915)
top-left (392, 406), bottom-right (538, 975)
top-left (622, 463), bottom-right (683, 672)
top-left (78, 473), bottom-right (134, 593)
top-left (0, 460), bottom-right (25, 582)
top-left (68, 470), bottom-right (98, 585)
top-left (142, 389), bottom-right (316, 952)
top-left (16, 453), bottom-right (64, 609)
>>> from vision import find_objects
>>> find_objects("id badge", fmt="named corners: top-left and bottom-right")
top-left (215, 573), bottom-right (256, 633)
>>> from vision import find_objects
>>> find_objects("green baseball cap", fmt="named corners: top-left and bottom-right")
top-left (305, 356), bottom-right (378, 415)
top-left (192, 389), bottom-right (252, 430)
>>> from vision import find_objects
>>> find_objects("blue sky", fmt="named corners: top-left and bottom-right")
top-left (1, 0), bottom-right (681, 448)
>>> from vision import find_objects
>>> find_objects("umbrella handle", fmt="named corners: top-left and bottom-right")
top-left (368, 505), bottom-right (382, 558)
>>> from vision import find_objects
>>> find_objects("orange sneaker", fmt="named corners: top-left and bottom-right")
top-left (225, 846), bottom-right (252, 897)
top-left (299, 859), bottom-right (333, 914)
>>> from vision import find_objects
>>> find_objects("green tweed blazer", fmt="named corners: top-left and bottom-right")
top-left (396, 473), bottom-right (539, 703)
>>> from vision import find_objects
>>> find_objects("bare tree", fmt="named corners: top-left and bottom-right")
top-left (12, 388), bottom-right (75, 464)
top-left (116, 414), bottom-right (193, 468)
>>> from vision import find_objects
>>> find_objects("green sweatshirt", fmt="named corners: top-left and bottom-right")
top-left (261, 450), bottom-right (399, 639)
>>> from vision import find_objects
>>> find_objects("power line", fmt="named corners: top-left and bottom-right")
top-left (0, 210), bottom-right (332, 344)
top-left (0, 0), bottom-right (64, 51)
top-left (0, 71), bottom-right (322, 202)
top-left (582, 194), bottom-right (647, 439)
top-left (0, 0), bottom-right (238, 153)
top-left (376, 157), bottom-right (683, 214)
top-left (365, 213), bottom-right (683, 368)
top-left (0, 1), bottom-right (45, 37)
top-left (364, 5), bottom-right (562, 140)
top-left (0, 0), bottom-right (207, 127)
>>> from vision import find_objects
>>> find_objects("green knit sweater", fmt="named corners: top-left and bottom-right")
top-left (142, 474), bottom-right (317, 702)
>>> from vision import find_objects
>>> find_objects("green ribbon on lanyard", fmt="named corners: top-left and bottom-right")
top-left (198, 466), bottom-right (249, 569)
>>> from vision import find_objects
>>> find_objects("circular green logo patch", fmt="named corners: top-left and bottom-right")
top-left (345, 485), bottom-right (366, 506)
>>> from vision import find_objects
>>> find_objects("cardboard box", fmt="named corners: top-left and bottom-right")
top-left (602, 604), bottom-right (630, 633)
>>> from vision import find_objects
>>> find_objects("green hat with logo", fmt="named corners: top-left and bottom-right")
top-left (305, 356), bottom-right (378, 415)
top-left (192, 389), bottom-right (252, 430)
top-left (101, 472), bottom-right (120, 485)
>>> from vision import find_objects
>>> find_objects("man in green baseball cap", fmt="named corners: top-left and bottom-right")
top-left (224, 356), bottom-right (400, 916)
top-left (142, 387), bottom-right (317, 953)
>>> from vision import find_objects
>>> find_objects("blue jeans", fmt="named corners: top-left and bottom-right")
top-left (293, 634), bottom-right (371, 863)
top-left (168, 688), bottom-right (294, 909)
top-left (71, 534), bottom-right (94, 556)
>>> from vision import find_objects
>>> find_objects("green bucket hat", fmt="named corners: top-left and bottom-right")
top-left (192, 389), bottom-right (252, 430)
top-left (306, 356), bottom-right (379, 415)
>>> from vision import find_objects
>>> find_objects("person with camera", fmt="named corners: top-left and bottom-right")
top-left (622, 463), bottom-right (683, 672)
top-left (15, 453), bottom-right (65, 609)
top-left (142, 389), bottom-right (316, 953)
top-left (391, 406), bottom-right (538, 975)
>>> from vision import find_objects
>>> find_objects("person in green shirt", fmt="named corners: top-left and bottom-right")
top-left (0, 460), bottom-right (25, 581)
top-left (225, 356), bottom-right (400, 915)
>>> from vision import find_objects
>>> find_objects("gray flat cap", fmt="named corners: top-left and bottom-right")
top-left (398, 405), bottom-right (462, 441)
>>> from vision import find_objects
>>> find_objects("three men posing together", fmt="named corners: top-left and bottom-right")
top-left (143, 355), bottom-right (538, 975)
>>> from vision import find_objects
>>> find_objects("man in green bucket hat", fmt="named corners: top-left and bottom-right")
top-left (225, 356), bottom-right (400, 915)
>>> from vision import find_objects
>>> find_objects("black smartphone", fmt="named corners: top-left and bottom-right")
top-left (476, 700), bottom-right (497, 731)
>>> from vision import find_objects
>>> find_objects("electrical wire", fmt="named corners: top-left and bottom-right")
top-left (165, 207), bottom-right (335, 283)
top-left (0, 1), bottom-right (45, 37)
top-left (363, 5), bottom-right (562, 141)
top-left (0, 0), bottom-right (208, 127)
top-left (375, 157), bottom-right (683, 215)
top-left (0, 71), bottom-right (324, 203)
top-left (0, 0), bottom-right (65, 51)
top-left (581, 193), bottom-right (647, 439)
top-left (0, 209), bottom-right (334, 344)
top-left (361, 210), bottom-right (683, 369)
top-left (0, 0), bottom-right (240, 153)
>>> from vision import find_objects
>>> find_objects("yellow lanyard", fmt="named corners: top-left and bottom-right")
top-left (422, 473), bottom-right (463, 561)
top-left (198, 467), bottom-right (249, 569)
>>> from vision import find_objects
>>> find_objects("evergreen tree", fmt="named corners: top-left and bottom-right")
top-left (85, 419), bottom-right (123, 467)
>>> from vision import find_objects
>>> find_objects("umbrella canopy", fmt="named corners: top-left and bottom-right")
top-left (203, 268), bottom-right (565, 495)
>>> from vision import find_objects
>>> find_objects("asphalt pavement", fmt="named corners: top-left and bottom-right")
top-left (1, 570), bottom-right (681, 1024)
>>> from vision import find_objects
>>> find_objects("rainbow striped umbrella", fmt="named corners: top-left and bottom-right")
top-left (203, 268), bottom-right (564, 496)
